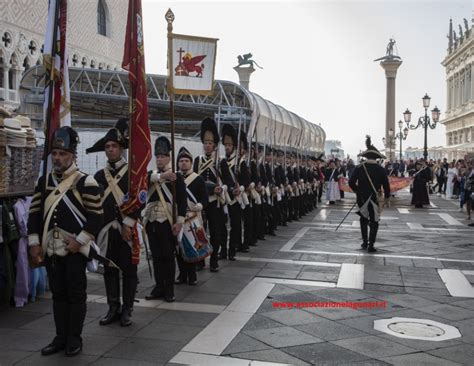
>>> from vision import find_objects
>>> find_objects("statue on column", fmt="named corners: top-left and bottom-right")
top-left (236, 53), bottom-right (263, 69)
top-left (374, 38), bottom-right (401, 62)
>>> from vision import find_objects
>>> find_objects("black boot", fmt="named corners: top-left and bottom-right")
top-left (360, 218), bottom-right (368, 249)
top-left (41, 302), bottom-right (68, 356)
top-left (121, 277), bottom-right (137, 327)
top-left (66, 303), bottom-right (86, 356)
top-left (368, 222), bottom-right (379, 253)
top-left (99, 273), bottom-right (121, 325)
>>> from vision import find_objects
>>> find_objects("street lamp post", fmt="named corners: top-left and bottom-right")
top-left (403, 93), bottom-right (441, 161)
top-left (382, 128), bottom-right (395, 161)
top-left (394, 119), bottom-right (409, 161)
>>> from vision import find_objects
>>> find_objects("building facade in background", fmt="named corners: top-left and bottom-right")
top-left (441, 17), bottom-right (474, 161)
top-left (0, 0), bottom-right (126, 109)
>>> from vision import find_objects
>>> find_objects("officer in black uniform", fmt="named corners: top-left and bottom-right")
top-left (349, 136), bottom-right (390, 253)
top-left (28, 126), bottom-right (104, 357)
top-left (87, 119), bottom-right (141, 327)
top-left (176, 146), bottom-right (209, 285)
top-left (144, 136), bottom-right (187, 302)
top-left (193, 117), bottom-right (226, 271)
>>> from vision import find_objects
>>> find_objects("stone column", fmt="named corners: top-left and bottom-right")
top-left (3, 64), bottom-right (9, 91)
top-left (380, 59), bottom-right (402, 161)
top-left (233, 65), bottom-right (255, 90)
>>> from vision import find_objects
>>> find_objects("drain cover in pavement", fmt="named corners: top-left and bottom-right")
top-left (388, 321), bottom-right (444, 337)
top-left (374, 317), bottom-right (461, 341)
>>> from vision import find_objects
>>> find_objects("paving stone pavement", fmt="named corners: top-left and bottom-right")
top-left (1, 191), bottom-right (474, 365)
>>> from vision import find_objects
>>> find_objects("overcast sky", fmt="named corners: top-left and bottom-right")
top-left (142, 0), bottom-right (471, 157)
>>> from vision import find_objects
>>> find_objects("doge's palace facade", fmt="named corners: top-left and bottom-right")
top-left (0, 0), bottom-right (127, 109)
top-left (441, 17), bottom-right (474, 160)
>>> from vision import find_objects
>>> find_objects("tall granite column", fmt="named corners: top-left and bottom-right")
top-left (380, 59), bottom-right (402, 161)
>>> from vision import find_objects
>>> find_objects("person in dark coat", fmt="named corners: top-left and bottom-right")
top-left (349, 136), bottom-right (390, 253)
top-left (87, 119), bottom-right (142, 327)
top-left (411, 159), bottom-right (431, 208)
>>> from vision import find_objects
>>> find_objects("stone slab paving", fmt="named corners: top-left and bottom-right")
top-left (1, 191), bottom-right (474, 365)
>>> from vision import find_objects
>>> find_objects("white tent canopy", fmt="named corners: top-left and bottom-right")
top-left (248, 93), bottom-right (324, 154)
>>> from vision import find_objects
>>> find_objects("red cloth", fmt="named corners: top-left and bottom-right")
top-left (44, 0), bottom-right (69, 151)
top-left (339, 176), bottom-right (412, 193)
top-left (121, 0), bottom-right (151, 263)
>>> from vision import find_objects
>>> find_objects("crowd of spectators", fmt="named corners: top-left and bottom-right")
top-left (325, 155), bottom-right (474, 225)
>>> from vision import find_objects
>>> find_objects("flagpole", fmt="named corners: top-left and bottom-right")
top-left (127, 0), bottom-right (135, 192)
top-left (40, 0), bottom-right (61, 236)
top-left (166, 8), bottom-right (177, 223)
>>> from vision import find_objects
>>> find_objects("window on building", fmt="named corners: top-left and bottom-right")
top-left (23, 57), bottom-right (30, 71)
top-left (97, 0), bottom-right (108, 36)
top-left (8, 56), bottom-right (15, 90)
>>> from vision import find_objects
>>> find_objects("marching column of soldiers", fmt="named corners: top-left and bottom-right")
top-left (27, 117), bottom-right (325, 357)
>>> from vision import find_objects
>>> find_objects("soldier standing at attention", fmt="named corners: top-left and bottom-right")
top-left (87, 119), bottom-right (141, 327)
top-left (28, 126), bottom-right (104, 356)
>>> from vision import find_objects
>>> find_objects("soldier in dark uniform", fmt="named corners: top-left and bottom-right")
top-left (144, 136), bottom-right (187, 302)
top-left (315, 154), bottom-right (325, 203)
top-left (299, 156), bottom-right (308, 215)
top-left (308, 157), bottom-right (318, 210)
top-left (28, 126), bottom-right (104, 357)
top-left (265, 148), bottom-right (277, 234)
top-left (258, 145), bottom-right (271, 233)
top-left (292, 155), bottom-right (302, 218)
top-left (86, 119), bottom-right (141, 327)
top-left (176, 146), bottom-right (209, 285)
top-left (349, 136), bottom-right (390, 253)
top-left (221, 124), bottom-right (242, 261)
top-left (275, 150), bottom-right (288, 226)
top-left (249, 143), bottom-right (263, 244)
top-left (193, 118), bottom-right (226, 271)
top-left (286, 153), bottom-right (295, 221)
top-left (238, 131), bottom-right (252, 252)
